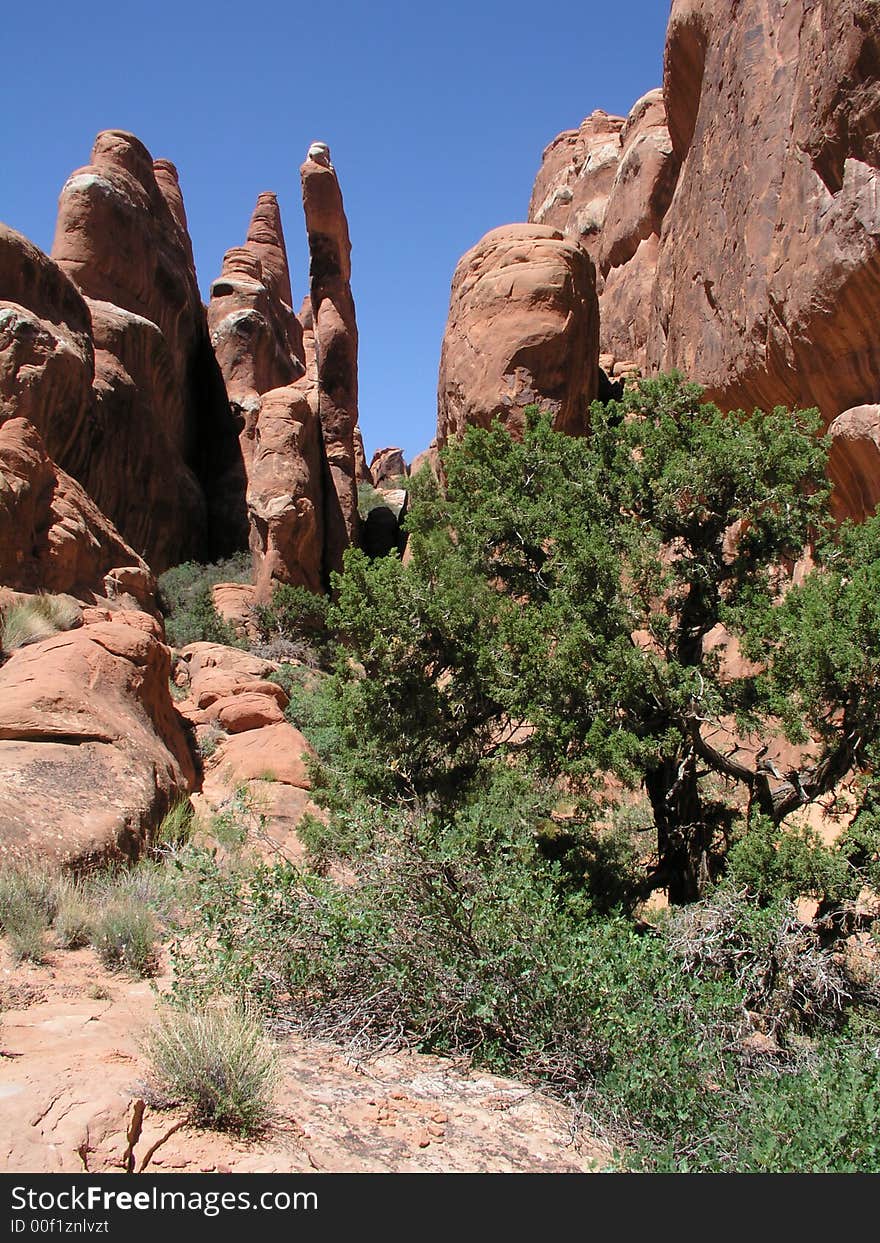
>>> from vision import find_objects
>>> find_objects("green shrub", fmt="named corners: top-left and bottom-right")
top-left (1, 593), bottom-right (81, 656)
top-left (356, 482), bottom-right (388, 518)
top-left (143, 1001), bottom-right (278, 1134)
top-left (153, 800), bottom-right (195, 852)
top-left (158, 554), bottom-right (250, 650)
top-left (91, 896), bottom-right (158, 976)
top-left (167, 788), bottom-right (880, 1171)
top-left (251, 584), bottom-right (331, 666)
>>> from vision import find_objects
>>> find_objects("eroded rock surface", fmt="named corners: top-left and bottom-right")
top-left (0, 418), bottom-right (154, 605)
top-left (437, 225), bottom-right (598, 450)
top-left (0, 617), bottom-right (195, 866)
top-left (301, 145), bottom-right (361, 572)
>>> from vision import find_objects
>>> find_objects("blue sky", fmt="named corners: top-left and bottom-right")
top-left (2, 1), bottom-right (671, 461)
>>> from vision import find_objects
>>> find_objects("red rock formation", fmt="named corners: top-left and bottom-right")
top-left (528, 112), bottom-right (626, 269)
top-left (50, 130), bottom-right (233, 569)
top-left (0, 224), bottom-right (94, 466)
top-left (528, 93), bottom-right (676, 368)
top-left (247, 385), bottom-right (326, 601)
top-left (354, 427), bottom-right (373, 485)
top-left (0, 417), bottom-right (154, 606)
top-left (301, 143), bottom-right (361, 572)
top-left (647, 0), bottom-right (880, 432)
top-left (410, 440), bottom-right (440, 480)
top-left (208, 195), bottom-right (326, 601)
top-left (597, 91), bottom-right (678, 365)
top-left (828, 405), bottom-right (880, 523)
top-left (0, 616), bottom-right (195, 866)
top-left (370, 447), bottom-right (408, 485)
top-left (437, 225), bottom-right (598, 450)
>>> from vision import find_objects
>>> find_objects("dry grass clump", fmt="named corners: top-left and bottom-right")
top-left (0, 865), bottom-right (65, 962)
top-left (143, 1001), bottom-right (278, 1135)
top-left (0, 593), bottom-right (81, 656)
top-left (90, 895), bottom-right (159, 977)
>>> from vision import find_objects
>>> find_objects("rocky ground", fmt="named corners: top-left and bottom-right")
top-left (0, 945), bottom-right (609, 1175)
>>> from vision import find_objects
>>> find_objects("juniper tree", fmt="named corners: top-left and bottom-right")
top-left (321, 374), bottom-right (880, 904)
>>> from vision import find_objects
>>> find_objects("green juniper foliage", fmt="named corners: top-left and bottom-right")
top-left (310, 374), bottom-right (879, 904)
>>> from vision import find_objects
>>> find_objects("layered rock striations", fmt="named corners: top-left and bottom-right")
top-left (437, 224), bottom-right (598, 451)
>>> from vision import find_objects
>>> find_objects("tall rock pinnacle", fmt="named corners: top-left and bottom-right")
top-left (300, 141), bottom-right (360, 575)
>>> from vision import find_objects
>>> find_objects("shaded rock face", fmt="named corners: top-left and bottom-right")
top-left (370, 446), bottom-right (407, 485)
top-left (354, 426), bottom-right (373, 485)
top-left (437, 224), bottom-right (598, 450)
top-left (828, 405), bottom-right (880, 522)
top-left (301, 147), bottom-right (361, 573)
top-left (0, 418), bottom-right (154, 605)
top-left (0, 616), bottom-right (194, 867)
top-left (0, 225), bottom-right (95, 466)
top-left (50, 130), bottom-right (237, 570)
top-left (528, 92), bottom-right (677, 368)
top-left (647, 0), bottom-right (880, 432)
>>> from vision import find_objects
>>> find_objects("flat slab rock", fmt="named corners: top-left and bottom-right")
top-left (0, 948), bottom-right (608, 1174)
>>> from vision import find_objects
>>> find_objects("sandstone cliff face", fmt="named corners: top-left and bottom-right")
top-left (0, 225), bottom-right (95, 467)
top-left (301, 145), bottom-right (361, 573)
top-left (528, 93), bottom-right (676, 369)
top-left (528, 112), bottom-right (625, 270)
top-left (647, 0), bottom-right (880, 429)
top-left (50, 130), bottom-right (235, 570)
top-left (0, 418), bottom-right (154, 606)
top-left (437, 224), bottom-right (598, 450)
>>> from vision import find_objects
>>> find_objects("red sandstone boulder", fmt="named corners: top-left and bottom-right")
top-left (828, 405), bottom-right (880, 523)
top-left (213, 693), bottom-right (285, 734)
top-left (0, 417), bottom-right (155, 606)
top-left (301, 144), bottom-right (361, 572)
top-left (0, 619), bottom-right (195, 865)
top-left (247, 383), bottom-right (326, 602)
top-left (437, 225), bottom-right (598, 449)
top-left (204, 720), bottom-right (314, 788)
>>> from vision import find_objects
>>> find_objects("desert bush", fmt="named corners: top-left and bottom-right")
top-left (0, 593), bottom-right (81, 656)
top-left (166, 779), bottom-right (880, 1171)
top-left (157, 554), bottom-right (250, 650)
top-left (251, 583), bottom-right (331, 667)
top-left (356, 482), bottom-right (388, 518)
top-left (90, 895), bottom-right (158, 976)
top-left (143, 1001), bottom-right (278, 1134)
